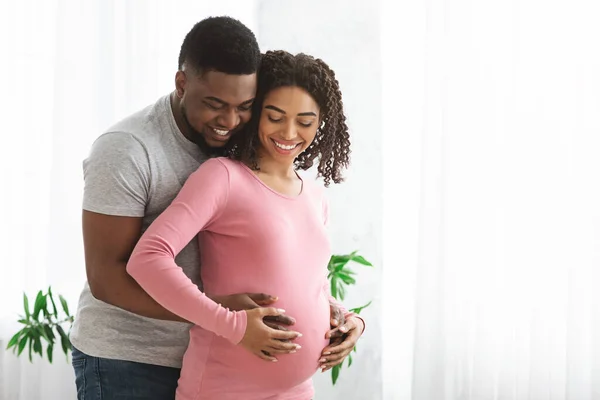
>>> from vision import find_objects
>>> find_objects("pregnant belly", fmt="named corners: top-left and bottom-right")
top-left (187, 294), bottom-right (330, 396)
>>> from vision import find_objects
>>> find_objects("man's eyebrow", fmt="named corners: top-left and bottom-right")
top-left (204, 97), bottom-right (255, 107)
top-left (204, 96), bottom-right (228, 105)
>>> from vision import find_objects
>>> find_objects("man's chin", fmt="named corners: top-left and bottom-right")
top-left (205, 138), bottom-right (229, 148)
top-left (198, 136), bottom-right (230, 157)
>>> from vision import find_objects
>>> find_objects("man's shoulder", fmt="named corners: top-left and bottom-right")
top-left (99, 95), bottom-right (170, 148)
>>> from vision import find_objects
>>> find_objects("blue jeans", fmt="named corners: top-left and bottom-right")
top-left (72, 346), bottom-right (181, 400)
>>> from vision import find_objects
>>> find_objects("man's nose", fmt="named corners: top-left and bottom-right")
top-left (218, 108), bottom-right (240, 130)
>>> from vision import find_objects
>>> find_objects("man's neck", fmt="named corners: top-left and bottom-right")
top-left (169, 91), bottom-right (191, 141)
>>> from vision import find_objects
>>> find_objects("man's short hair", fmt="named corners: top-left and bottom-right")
top-left (178, 16), bottom-right (261, 75)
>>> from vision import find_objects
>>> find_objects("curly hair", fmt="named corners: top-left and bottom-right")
top-left (227, 50), bottom-right (351, 187)
top-left (178, 16), bottom-right (261, 74)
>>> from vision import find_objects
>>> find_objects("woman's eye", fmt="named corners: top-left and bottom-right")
top-left (268, 116), bottom-right (282, 123)
top-left (299, 121), bottom-right (314, 128)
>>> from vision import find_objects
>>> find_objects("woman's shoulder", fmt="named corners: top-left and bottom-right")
top-left (199, 157), bottom-right (243, 172)
top-left (196, 157), bottom-right (254, 185)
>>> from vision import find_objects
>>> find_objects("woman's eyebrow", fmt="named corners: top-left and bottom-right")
top-left (265, 105), bottom-right (317, 117)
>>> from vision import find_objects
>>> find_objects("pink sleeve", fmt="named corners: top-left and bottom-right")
top-left (126, 159), bottom-right (247, 344)
top-left (321, 196), bottom-right (366, 333)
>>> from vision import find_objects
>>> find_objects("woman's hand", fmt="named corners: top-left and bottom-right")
top-left (240, 307), bottom-right (303, 362)
top-left (319, 315), bottom-right (365, 372)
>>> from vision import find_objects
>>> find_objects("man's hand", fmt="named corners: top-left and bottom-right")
top-left (210, 292), bottom-right (296, 331)
top-left (319, 316), bottom-right (365, 372)
top-left (328, 300), bottom-right (346, 339)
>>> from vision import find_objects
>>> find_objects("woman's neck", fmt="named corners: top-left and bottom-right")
top-left (254, 149), bottom-right (296, 179)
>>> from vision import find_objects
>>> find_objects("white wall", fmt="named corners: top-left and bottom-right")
top-left (256, 1), bottom-right (383, 399)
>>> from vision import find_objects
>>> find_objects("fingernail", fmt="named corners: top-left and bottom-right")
top-left (290, 350), bottom-right (296, 354)
top-left (340, 326), bottom-right (348, 332)
top-left (295, 345), bottom-right (302, 350)
top-left (323, 352), bottom-right (331, 355)
top-left (277, 309), bottom-right (286, 313)
top-left (272, 359), bottom-right (278, 362)
top-left (297, 333), bottom-right (303, 338)
top-left (319, 358), bottom-right (326, 363)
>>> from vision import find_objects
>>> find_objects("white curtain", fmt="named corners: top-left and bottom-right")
top-left (383, 0), bottom-right (600, 399)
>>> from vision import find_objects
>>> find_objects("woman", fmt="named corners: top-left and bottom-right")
top-left (127, 50), bottom-right (362, 400)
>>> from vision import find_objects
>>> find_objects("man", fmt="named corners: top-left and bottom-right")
top-left (70, 16), bottom-right (364, 399)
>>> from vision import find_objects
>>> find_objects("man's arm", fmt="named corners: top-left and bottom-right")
top-left (83, 210), bottom-right (188, 321)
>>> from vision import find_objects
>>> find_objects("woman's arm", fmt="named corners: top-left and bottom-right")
top-left (126, 158), bottom-right (246, 344)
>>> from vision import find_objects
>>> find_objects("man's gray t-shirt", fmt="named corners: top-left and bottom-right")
top-left (70, 94), bottom-right (208, 368)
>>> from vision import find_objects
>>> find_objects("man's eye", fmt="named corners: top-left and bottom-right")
top-left (239, 105), bottom-right (252, 112)
top-left (204, 102), bottom-right (221, 110)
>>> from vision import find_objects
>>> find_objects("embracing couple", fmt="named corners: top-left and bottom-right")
top-left (70, 16), bottom-right (365, 400)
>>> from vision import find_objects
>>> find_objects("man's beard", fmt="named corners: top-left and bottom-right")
top-left (180, 104), bottom-right (227, 157)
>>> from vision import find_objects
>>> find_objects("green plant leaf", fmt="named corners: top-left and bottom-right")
top-left (332, 364), bottom-right (341, 385)
top-left (17, 319), bottom-right (28, 324)
top-left (59, 295), bottom-right (70, 317)
top-left (28, 336), bottom-right (33, 362)
top-left (56, 325), bottom-right (71, 356)
top-left (337, 284), bottom-right (346, 301)
top-left (35, 325), bottom-right (50, 343)
top-left (17, 334), bottom-right (28, 355)
top-left (6, 331), bottom-right (22, 349)
top-left (47, 343), bottom-right (54, 364)
top-left (23, 293), bottom-right (30, 320)
top-left (334, 261), bottom-right (350, 273)
top-left (48, 287), bottom-right (58, 318)
top-left (329, 255), bottom-right (351, 272)
top-left (44, 325), bottom-right (55, 341)
top-left (329, 254), bottom-right (348, 264)
top-left (349, 301), bottom-right (372, 315)
top-left (337, 271), bottom-right (356, 285)
top-left (30, 326), bottom-right (41, 351)
top-left (33, 335), bottom-right (42, 356)
top-left (33, 290), bottom-right (45, 320)
top-left (330, 276), bottom-right (338, 299)
top-left (348, 354), bottom-right (353, 367)
top-left (350, 255), bottom-right (372, 266)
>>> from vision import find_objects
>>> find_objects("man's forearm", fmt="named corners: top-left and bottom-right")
top-left (89, 262), bottom-right (190, 323)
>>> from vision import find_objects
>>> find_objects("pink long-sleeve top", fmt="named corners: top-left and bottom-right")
top-left (126, 157), bottom-right (346, 400)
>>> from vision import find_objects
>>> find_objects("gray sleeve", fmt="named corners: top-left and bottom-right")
top-left (82, 132), bottom-right (151, 217)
